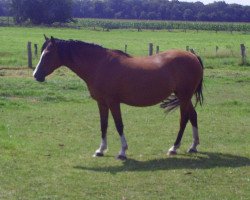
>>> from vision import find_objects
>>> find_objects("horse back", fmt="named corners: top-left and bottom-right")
top-left (92, 50), bottom-right (203, 106)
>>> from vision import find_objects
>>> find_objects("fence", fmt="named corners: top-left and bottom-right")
top-left (25, 42), bottom-right (248, 69)
top-left (0, 42), bottom-right (249, 69)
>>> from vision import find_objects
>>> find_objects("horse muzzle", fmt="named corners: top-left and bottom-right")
top-left (35, 76), bottom-right (45, 82)
top-left (33, 71), bottom-right (45, 82)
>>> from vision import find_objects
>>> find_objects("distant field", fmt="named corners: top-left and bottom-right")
top-left (72, 18), bottom-right (250, 32)
top-left (1, 17), bottom-right (250, 32)
top-left (0, 26), bottom-right (249, 68)
top-left (0, 26), bottom-right (250, 199)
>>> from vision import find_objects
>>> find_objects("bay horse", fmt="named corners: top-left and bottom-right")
top-left (33, 35), bottom-right (204, 160)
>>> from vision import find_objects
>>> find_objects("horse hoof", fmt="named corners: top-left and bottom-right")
top-left (187, 148), bottom-right (198, 153)
top-left (167, 150), bottom-right (177, 156)
top-left (116, 155), bottom-right (127, 161)
top-left (93, 152), bottom-right (104, 157)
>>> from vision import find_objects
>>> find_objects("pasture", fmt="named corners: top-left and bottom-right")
top-left (0, 26), bottom-right (250, 199)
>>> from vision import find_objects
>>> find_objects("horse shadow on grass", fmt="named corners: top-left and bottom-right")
top-left (74, 152), bottom-right (250, 174)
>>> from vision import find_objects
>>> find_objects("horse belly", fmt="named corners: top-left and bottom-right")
top-left (120, 80), bottom-right (172, 107)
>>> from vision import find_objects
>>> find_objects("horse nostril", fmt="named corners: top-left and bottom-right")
top-left (34, 72), bottom-right (45, 82)
top-left (35, 76), bottom-right (45, 82)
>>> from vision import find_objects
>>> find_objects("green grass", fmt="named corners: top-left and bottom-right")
top-left (0, 27), bottom-right (250, 199)
top-left (0, 26), bottom-right (249, 67)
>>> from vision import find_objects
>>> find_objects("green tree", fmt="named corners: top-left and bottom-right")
top-left (170, 4), bottom-right (182, 20)
top-left (11, 0), bottom-right (73, 25)
top-left (11, 0), bottom-right (28, 23)
top-left (94, 1), bottom-right (105, 18)
top-left (0, 0), bottom-right (11, 16)
top-left (47, 0), bottom-right (73, 24)
top-left (183, 8), bottom-right (194, 21)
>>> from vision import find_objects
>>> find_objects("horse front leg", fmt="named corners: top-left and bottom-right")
top-left (109, 102), bottom-right (128, 160)
top-left (94, 103), bottom-right (109, 157)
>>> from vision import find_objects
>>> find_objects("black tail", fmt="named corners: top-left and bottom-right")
top-left (160, 55), bottom-right (204, 112)
top-left (195, 56), bottom-right (204, 107)
top-left (160, 94), bottom-right (180, 112)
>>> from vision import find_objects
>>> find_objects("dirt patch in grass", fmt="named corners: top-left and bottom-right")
top-left (0, 68), bottom-right (33, 78)
top-left (0, 52), bottom-right (13, 57)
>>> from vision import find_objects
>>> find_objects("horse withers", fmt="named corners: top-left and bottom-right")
top-left (33, 35), bottom-right (204, 160)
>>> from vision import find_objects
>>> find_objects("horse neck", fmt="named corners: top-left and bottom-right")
top-left (62, 44), bottom-right (107, 85)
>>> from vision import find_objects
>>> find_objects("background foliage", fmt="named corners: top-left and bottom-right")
top-left (10, 0), bottom-right (73, 24)
top-left (72, 0), bottom-right (250, 22)
top-left (0, 0), bottom-right (250, 24)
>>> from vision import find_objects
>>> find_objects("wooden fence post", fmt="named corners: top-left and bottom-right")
top-left (27, 42), bottom-right (32, 68)
top-left (190, 49), bottom-right (195, 54)
top-left (240, 44), bottom-right (246, 65)
top-left (149, 43), bottom-right (153, 56)
top-left (156, 46), bottom-right (159, 54)
top-left (34, 44), bottom-right (38, 58)
top-left (125, 44), bottom-right (127, 53)
top-left (216, 46), bottom-right (219, 55)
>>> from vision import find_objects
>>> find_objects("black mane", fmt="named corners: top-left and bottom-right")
top-left (112, 49), bottom-right (132, 58)
top-left (55, 38), bottom-right (104, 50)
top-left (42, 37), bottom-right (132, 58)
top-left (42, 38), bottom-right (104, 52)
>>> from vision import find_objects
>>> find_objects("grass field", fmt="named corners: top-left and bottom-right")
top-left (0, 26), bottom-right (249, 67)
top-left (0, 26), bottom-right (250, 199)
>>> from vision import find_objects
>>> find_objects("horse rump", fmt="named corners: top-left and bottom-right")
top-left (194, 55), bottom-right (204, 107)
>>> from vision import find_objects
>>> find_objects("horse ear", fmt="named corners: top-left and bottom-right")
top-left (50, 36), bottom-right (55, 44)
top-left (44, 34), bottom-right (49, 41)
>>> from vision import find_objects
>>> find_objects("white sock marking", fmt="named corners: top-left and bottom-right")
top-left (95, 137), bottom-right (107, 154)
top-left (119, 134), bottom-right (128, 157)
top-left (190, 126), bottom-right (199, 150)
top-left (168, 143), bottom-right (180, 153)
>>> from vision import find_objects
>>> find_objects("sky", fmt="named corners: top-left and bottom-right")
top-left (179, 0), bottom-right (250, 6)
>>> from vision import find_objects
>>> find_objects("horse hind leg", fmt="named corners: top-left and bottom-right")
top-left (109, 102), bottom-right (128, 160)
top-left (187, 103), bottom-right (200, 153)
top-left (167, 100), bottom-right (200, 155)
top-left (168, 102), bottom-right (189, 155)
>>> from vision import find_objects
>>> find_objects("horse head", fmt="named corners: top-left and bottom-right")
top-left (33, 35), bottom-right (62, 82)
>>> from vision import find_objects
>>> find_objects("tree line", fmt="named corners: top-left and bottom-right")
top-left (0, 0), bottom-right (249, 25)
top-left (1, 0), bottom-right (73, 24)
top-left (72, 0), bottom-right (250, 22)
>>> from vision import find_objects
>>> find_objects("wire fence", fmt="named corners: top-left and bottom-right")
top-left (0, 40), bottom-right (248, 70)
